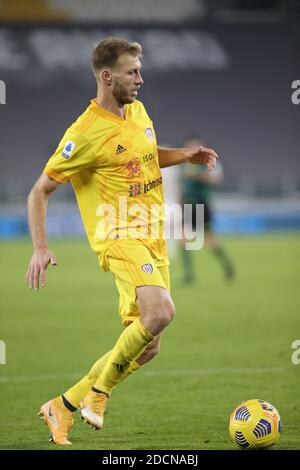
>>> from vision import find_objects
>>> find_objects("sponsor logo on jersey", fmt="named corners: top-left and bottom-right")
top-left (141, 263), bottom-right (153, 274)
top-left (144, 176), bottom-right (162, 193)
top-left (128, 176), bottom-right (162, 197)
top-left (116, 144), bottom-right (126, 155)
top-left (145, 127), bottom-right (154, 141)
top-left (129, 183), bottom-right (143, 197)
top-left (142, 153), bottom-right (155, 164)
top-left (62, 140), bottom-right (76, 159)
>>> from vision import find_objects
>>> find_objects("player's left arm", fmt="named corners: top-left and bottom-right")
top-left (157, 145), bottom-right (219, 172)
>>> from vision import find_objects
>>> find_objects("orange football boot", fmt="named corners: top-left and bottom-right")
top-left (80, 390), bottom-right (108, 429)
top-left (38, 396), bottom-right (74, 445)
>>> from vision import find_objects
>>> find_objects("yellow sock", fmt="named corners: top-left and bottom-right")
top-left (94, 318), bottom-right (154, 395)
top-left (64, 354), bottom-right (141, 408)
top-left (128, 360), bottom-right (140, 374)
top-left (64, 351), bottom-right (111, 408)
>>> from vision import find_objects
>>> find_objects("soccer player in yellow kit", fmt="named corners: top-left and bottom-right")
top-left (25, 37), bottom-right (218, 445)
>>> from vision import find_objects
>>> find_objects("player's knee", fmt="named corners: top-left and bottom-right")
top-left (162, 296), bottom-right (175, 325)
top-left (153, 296), bottom-right (175, 329)
top-left (138, 287), bottom-right (175, 333)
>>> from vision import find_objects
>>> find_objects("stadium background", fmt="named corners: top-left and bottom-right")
top-left (0, 0), bottom-right (299, 450)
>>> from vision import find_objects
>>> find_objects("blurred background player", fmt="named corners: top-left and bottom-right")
top-left (180, 136), bottom-right (235, 284)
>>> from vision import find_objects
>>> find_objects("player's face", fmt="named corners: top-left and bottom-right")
top-left (111, 53), bottom-right (144, 105)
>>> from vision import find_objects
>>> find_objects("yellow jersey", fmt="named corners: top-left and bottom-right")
top-left (44, 99), bottom-right (168, 270)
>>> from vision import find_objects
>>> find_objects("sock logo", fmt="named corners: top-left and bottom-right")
top-left (112, 362), bottom-right (124, 373)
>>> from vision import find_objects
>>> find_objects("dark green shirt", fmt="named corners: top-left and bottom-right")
top-left (181, 163), bottom-right (213, 203)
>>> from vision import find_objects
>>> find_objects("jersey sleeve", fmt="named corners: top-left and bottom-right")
top-left (43, 131), bottom-right (98, 183)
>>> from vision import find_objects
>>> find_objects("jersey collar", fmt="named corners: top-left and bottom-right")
top-left (89, 98), bottom-right (129, 123)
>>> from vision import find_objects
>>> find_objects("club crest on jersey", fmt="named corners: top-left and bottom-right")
top-left (62, 140), bottom-right (76, 159)
top-left (145, 128), bottom-right (154, 142)
top-left (141, 263), bottom-right (153, 274)
top-left (127, 158), bottom-right (143, 179)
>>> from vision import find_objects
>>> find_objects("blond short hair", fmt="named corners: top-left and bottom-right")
top-left (92, 37), bottom-right (142, 79)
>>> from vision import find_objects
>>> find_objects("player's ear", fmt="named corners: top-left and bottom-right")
top-left (102, 70), bottom-right (112, 86)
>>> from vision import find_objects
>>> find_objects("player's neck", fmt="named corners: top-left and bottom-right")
top-left (96, 93), bottom-right (126, 119)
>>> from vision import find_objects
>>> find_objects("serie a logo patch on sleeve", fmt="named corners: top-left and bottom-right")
top-left (62, 140), bottom-right (76, 159)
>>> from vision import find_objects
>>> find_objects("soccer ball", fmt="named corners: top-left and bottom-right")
top-left (229, 399), bottom-right (282, 449)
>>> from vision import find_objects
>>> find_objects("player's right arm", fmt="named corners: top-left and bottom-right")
top-left (25, 174), bottom-right (61, 290)
top-left (25, 127), bottom-right (99, 289)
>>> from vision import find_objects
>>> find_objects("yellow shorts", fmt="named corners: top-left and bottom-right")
top-left (105, 239), bottom-right (170, 326)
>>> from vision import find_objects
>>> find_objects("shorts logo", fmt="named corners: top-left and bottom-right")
top-left (141, 263), bottom-right (153, 274)
top-left (145, 128), bottom-right (154, 141)
top-left (62, 140), bottom-right (76, 159)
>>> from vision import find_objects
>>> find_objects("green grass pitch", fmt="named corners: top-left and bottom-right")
top-left (0, 234), bottom-right (299, 450)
